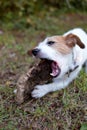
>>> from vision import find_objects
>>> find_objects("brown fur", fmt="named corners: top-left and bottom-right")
top-left (65, 34), bottom-right (85, 49)
top-left (48, 36), bottom-right (72, 55)
top-left (48, 34), bottom-right (85, 55)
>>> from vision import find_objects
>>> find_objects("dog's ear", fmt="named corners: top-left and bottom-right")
top-left (65, 33), bottom-right (85, 49)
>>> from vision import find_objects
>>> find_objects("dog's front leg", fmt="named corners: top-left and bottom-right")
top-left (31, 79), bottom-right (70, 98)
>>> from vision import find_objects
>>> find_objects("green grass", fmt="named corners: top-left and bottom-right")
top-left (0, 11), bottom-right (87, 130)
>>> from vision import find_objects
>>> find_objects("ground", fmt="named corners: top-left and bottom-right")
top-left (0, 12), bottom-right (87, 130)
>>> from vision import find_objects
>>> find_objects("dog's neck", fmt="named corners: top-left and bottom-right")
top-left (67, 48), bottom-right (79, 77)
top-left (66, 65), bottom-right (79, 77)
top-left (71, 48), bottom-right (77, 68)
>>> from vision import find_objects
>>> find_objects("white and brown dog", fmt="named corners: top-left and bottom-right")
top-left (32, 28), bottom-right (87, 98)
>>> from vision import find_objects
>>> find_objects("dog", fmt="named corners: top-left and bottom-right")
top-left (32, 28), bottom-right (87, 98)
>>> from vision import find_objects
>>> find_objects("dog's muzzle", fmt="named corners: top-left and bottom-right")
top-left (32, 49), bottom-right (61, 78)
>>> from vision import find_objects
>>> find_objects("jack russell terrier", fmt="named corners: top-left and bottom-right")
top-left (32, 28), bottom-right (87, 98)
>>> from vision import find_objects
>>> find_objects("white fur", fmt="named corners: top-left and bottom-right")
top-left (32, 28), bottom-right (87, 98)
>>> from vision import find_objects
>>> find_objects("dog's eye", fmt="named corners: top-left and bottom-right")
top-left (47, 41), bottom-right (55, 45)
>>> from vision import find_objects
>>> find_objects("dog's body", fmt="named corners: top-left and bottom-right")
top-left (32, 28), bottom-right (87, 98)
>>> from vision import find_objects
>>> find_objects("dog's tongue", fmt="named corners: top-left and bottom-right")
top-left (50, 61), bottom-right (60, 77)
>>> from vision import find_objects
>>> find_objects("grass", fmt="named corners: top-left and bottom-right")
top-left (0, 11), bottom-right (87, 130)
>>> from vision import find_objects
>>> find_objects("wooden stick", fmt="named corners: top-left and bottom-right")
top-left (16, 60), bottom-right (52, 104)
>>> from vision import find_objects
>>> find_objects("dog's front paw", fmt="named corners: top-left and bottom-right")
top-left (31, 85), bottom-right (48, 98)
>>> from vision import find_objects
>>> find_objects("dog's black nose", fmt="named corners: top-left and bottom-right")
top-left (32, 48), bottom-right (40, 56)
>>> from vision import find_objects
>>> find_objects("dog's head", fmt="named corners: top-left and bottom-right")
top-left (32, 34), bottom-right (85, 78)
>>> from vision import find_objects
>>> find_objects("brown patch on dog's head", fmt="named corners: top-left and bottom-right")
top-left (47, 34), bottom-right (85, 55)
top-left (65, 33), bottom-right (85, 49)
top-left (47, 36), bottom-right (72, 55)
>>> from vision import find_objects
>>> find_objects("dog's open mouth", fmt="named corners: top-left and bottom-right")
top-left (50, 61), bottom-right (61, 77)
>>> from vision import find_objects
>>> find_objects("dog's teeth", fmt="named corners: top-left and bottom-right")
top-left (50, 73), bottom-right (54, 76)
